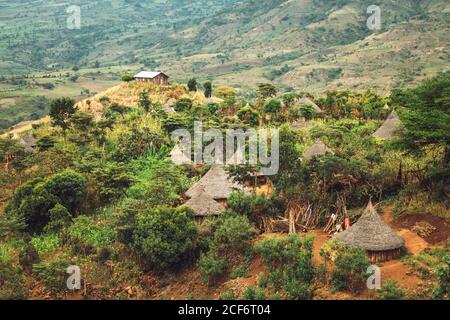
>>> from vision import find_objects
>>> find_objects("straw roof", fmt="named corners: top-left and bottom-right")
top-left (291, 117), bottom-right (309, 130)
top-left (334, 201), bottom-right (405, 251)
top-left (170, 143), bottom-right (191, 165)
top-left (186, 164), bottom-right (243, 200)
top-left (163, 98), bottom-right (176, 114)
top-left (297, 97), bottom-right (323, 113)
top-left (373, 110), bottom-right (401, 140)
top-left (304, 139), bottom-right (334, 160)
top-left (185, 191), bottom-right (225, 217)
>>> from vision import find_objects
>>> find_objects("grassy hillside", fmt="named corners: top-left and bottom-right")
top-left (0, 0), bottom-right (449, 129)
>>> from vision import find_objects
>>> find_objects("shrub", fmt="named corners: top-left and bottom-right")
top-left (174, 98), bottom-right (193, 112)
top-left (0, 261), bottom-right (27, 299)
top-left (30, 234), bottom-right (60, 256)
top-left (258, 273), bottom-right (268, 289)
top-left (96, 247), bottom-right (112, 264)
top-left (331, 244), bottom-right (370, 293)
top-left (68, 215), bottom-right (116, 247)
top-left (432, 254), bottom-right (450, 300)
top-left (19, 242), bottom-right (39, 270)
top-left (198, 251), bottom-right (226, 285)
top-left (237, 106), bottom-right (259, 126)
top-left (264, 99), bottom-right (282, 114)
top-left (212, 214), bottom-right (256, 254)
top-left (132, 206), bottom-right (197, 271)
top-left (242, 285), bottom-right (256, 300)
top-left (227, 192), bottom-right (253, 216)
top-left (219, 289), bottom-right (236, 300)
top-left (44, 204), bottom-right (72, 233)
top-left (256, 235), bottom-right (315, 299)
top-left (121, 74), bottom-right (134, 82)
top-left (43, 170), bottom-right (87, 213)
top-left (5, 178), bottom-right (58, 234)
top-left (283, 276), bottom-right (312, 300)
top-left (377, 280), bottom-right (405, 300)
top-left (32, 259), bottom-right (71, 294)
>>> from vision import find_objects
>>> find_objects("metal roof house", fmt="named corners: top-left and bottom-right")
top-left (134, 71), bottom-right (169, 85)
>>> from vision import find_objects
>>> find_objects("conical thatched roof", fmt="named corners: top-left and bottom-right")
top-left (334, 201), bottom-right (405, 251)
top-left (170, 143), bottom-right (191, 165)
top-left (304, 139), bottom-right (334, 160)
top-left (163, 98), bottom-right (176, 114)
top-left (373, 110), bottom-right (401, 140)
top-left (291, 117), bottom-right (309, 130)
top-left (17, 133), bottom-right (36, 151)
top-left (185, 191), bottom-right (225, 217)
top-left (297, 97), bottom-right (323, 113)
top-left (186, 164), bottom-right (243, 200)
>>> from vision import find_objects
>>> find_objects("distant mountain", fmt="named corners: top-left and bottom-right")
top-left (0, 0), bottom-right (449, 92)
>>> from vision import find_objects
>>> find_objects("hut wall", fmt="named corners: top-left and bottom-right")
top-left (368, 248), bottom-right (402, 263)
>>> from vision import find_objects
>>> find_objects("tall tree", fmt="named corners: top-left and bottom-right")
top-left (391, 74), bottom-right (450, 168)
top-left (204, 81), bottom-right (212, 98)
top-left (138, 90), bottom-right (152, 113)
top-left (49, 97), bottom-right (77, 144)
top-left (187, 78), bottom-right (197, 92)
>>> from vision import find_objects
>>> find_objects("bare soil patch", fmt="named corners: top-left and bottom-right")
top-left (393, 213), bottom-right (449, 245)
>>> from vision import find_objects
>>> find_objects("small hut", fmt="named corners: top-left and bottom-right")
top-left (185, 191), bottom-right (225, 219)
top-left (163, 98), bottom-right (176, 114)
top-left (185, 164), bottom-right (243, 203)
top-left (372, 110), bottom-right (401, 140)
top-left (334, 201), bottom-right (405, 263)
top-left (170, 143), bottom-right (192, 165)
top-left (297, 97), bottom-right (323, 113)
top-left (304, 139), bottom-right (334, 161)
top-left (291, 117), bottom-right (309, 130)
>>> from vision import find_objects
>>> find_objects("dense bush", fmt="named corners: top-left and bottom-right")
top-left (199, 214), bottom-right (256, 284)
top-left (42, 170), bottom-right (87, 214)
top-left (377, 280), bottom-right (405, 300)
top-left (132, 206), bottom-right (197, 271)
top-left (174, 98), bottom-right (193, 112)
top-left (0, 261), bottom-right (27, 300)
top-left (433, 254), bottom-right (450, 300)
top-left (255, 235), bottom-right (315, 300)
top-left (330, 243), bottom-right (370, 293)
top-left (198, 251), bottom-right (226, 285)
top-left (32, 259), bottom-right (71, 294)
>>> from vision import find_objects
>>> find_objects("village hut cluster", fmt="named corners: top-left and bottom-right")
top-left (164, 88), bottom-right (406, 262)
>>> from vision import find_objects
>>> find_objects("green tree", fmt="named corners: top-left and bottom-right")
top-left (121, 73), bottom-right (134, 82)
top-left (36, 136), bottom-right (56, 152)
top-left (49, 97), bottom-right (77, 143)
top-left (138, 90), bottom-right (152, 113)
top-left (132, 206), bottom-right (197, 271)
top-left (264, 99), bottom-right (282, 114)
top-left (237, 106), bottom-right (259, 126)
top-left (42, 170), bottom-right (87, 214)
top-left (204, 81), bottom-right (212, 98)
top-left (391, 74), bottom-right (450, 168)
top-left (188, 78), bottom-right (197, 92)
top-left (174, 98), bottom-right (193, 112)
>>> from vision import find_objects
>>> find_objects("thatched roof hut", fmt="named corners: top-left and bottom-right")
top-left (304, 139), bottom-right (334, 161)
top-left (291, 117), bottom-right (309, 130)
top-left (170, 143), bottom-right (191, 165)
top-left (163, 98), bottom-right (176, 114)
top-left (334, 201), bottom-right (405, 263)
top-left (185, 191), bottom-right (225, 217)
top-left (297, 97), bottom-right (323, 113)
top-left (373, 110), bottom-right (401, 140)
top-left (186, 164), bottom-right (243, 201)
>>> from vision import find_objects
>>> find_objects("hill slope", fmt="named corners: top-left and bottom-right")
top-left (0, 0), bottom-right (449, 129)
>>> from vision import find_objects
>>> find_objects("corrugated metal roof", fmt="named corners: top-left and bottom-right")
top-left (134, 71), bottom-right (164, 79)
